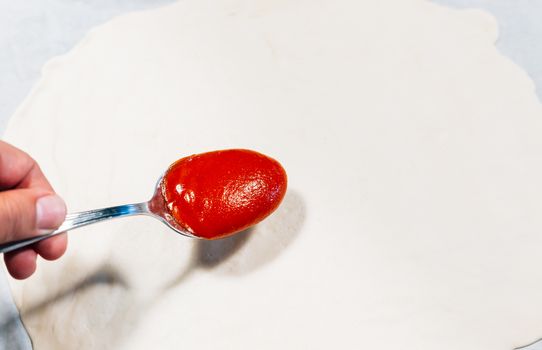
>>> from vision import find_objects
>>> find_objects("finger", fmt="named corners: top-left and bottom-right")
top-left (0, 188), bottom-right (66, 242)
top-left (34, 233), bottom-right (67, 261)
top-left (17, 162), bottom-right (54, 192)
top-left (4, 248), bottom-right (37, 280)
top-left (0, 141), bottom-right (44, 190)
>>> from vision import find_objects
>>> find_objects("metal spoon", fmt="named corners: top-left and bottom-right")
top-left (0, 174), bottom-right (196, 254)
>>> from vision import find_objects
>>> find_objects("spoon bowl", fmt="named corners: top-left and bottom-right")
top-left (147, 173), bottom-right (197, 238)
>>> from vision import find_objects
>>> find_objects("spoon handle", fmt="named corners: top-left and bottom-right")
top-left (0, 203), bottom-right (149, 254)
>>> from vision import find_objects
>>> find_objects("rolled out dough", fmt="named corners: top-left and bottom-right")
top-left (5, 0), bottom-right (542, 349)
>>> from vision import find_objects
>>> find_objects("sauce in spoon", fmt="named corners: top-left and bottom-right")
top-left (161, 149), bottom-right (287, 239)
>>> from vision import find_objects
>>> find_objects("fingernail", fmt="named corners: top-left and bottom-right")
top-left (36, 195), bottom-right (67, 230)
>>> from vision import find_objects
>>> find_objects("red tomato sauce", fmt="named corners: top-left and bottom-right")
top-left (161, 149), bottom-right (287, 239)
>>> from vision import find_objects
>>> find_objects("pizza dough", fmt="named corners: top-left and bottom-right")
top-left (5, 0), bottom-right (542, 349)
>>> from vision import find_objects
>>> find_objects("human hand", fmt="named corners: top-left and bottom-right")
top-left (0, 141), bottom-right (67, 279)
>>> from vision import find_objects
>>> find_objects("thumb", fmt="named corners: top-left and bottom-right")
top-left (0, 189), bottom-right (66, 243)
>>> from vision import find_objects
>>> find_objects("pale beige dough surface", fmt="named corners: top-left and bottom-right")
top-left (5, 0), bottom-right (542, 349)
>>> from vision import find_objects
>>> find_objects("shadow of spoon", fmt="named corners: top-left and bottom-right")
top-left (165, 189), bottom-right (306, 288)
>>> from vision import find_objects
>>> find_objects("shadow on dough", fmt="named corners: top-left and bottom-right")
top-left (195, 189), bottom-right (306, 275)
top-left (195, 227), bottom-right (253, 268)
top-left (4, 264), bottom-right (132, 350)
top-left (165, 189), bottom-right (305, 287)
